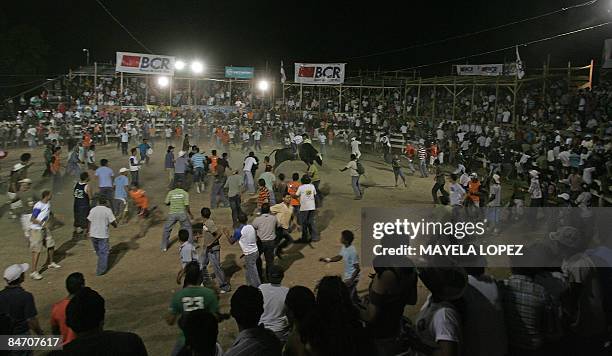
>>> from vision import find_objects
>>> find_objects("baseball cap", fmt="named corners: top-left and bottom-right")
top-left (119, 168), bottom-right (129, 173)
top-left (557, 193), bottom-right (570, 201)
top-left (549, 226), bottom-right (581, 249)
top-left (178, 150), bottom-right (186, 157)
top-left (3, 263), bottom-right (29, 283)
top-left (529, 170), bottom-right (539, 177)
top-left (168, 145), bottom-right (175, 150)
top-left (18, 178), bottom-right (32, 184)
top-left (268, 265), bottom-right (285, 284)
top-left (492, 174), bottom-right (501, 184)
top-left (469, 173), bottom-right (478, 179)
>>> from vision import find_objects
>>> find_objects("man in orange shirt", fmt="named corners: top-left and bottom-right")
top-left (51, 272), bottom-right (85, 345)
top-left (467, 173), bottom-right (481, 207)
top-left (50, 147), bottom-right (62, 194)
top-left (286, 172), bottom-right (301, 226)
top-left (128, 184), bottom-right (150, 217)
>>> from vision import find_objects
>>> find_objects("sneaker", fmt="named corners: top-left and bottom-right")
top-left (48, 262), bottom-right (61, 269)
top-left (162, 248), bottom-right (167, 252)
top-left (196, 185), bottom-right (201, 193)
top-left (30, 271), bottom-right (43, 280)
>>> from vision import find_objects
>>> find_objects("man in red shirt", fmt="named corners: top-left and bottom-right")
top-left (51, 272), bottom-right (85, 345)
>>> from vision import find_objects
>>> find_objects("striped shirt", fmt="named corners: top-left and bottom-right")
top-left (418, 147), bottom-right (427, 161)
top-left (191, 153), bottom-right (206, 169)
top-left (502, 275), bottom-right (551, 351)
top-left (257, 187), bottom-right (270, 207)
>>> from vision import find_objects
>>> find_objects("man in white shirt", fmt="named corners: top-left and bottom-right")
top-left (29, 190), bottom-right (60, 280)
top-left (228, 213), bottom-right (260, 287)
top-left (350, 137), bottom-right (361, 159)
top-left (340, 154), bottom-right (362, 200)
top-left (119, 129), bottom-right (129, 156)
top-left (293, 176), bottom-right (318, 242)
top-left (252, 129), bottom-right (263, 151)
top-left (259, 265), bottom-right (290, 342)
top-left (243, 152), bottom-right (258, 193)
top-left (318, 132), bottom-right (327, 156)
top-left (87, 196), bottom-right (117, 276)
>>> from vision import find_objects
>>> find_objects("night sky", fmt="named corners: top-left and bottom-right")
top-left (2, 0), bottom-right (611, 78)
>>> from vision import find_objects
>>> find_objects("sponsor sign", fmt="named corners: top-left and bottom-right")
top-left (294, 63), bottom-right (345, 84)
top-left (116, 52), bottom-right (175, 75)
top-left (225, 66), bottom-right (255, 79)
top-left (456, 64), bottom-right (504, 76)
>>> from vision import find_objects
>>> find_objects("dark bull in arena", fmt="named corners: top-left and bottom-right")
top-left (267, 143), bottom-right (323, 169)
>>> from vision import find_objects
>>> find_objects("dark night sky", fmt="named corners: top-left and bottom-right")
top-left (2, 0), bottom-right (612, 78)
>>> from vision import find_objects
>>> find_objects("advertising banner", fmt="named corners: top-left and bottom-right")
top-left (116, 52), bottom-right (175, 75)
top-left (294, 63), bottom-right (345, 84)
top-left (456, 64), bottom-right (504, 76)
top-left (225, 66), bottom-right (255, 79)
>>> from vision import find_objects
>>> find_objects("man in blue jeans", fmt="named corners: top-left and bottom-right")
top-left (197, 207), bottom-right (231, 293)
top-left (162, 181), bottom-right (194, 251)
top-left (224, 170), bottom-right (244, 225)
top-left (87, 196), bottom-right (117, 276)
top-left (340, 154), bottom-right (362, 200)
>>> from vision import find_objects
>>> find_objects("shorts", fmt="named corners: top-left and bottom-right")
top-left (30, 228), bottom-right (55, 253)
top-left (20, 214), bottom-right (32, 239)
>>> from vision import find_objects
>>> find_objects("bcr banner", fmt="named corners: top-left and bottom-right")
top-left (456, 64), bottom-right (503, 76)
top-left (294, 63), bottom-right (345, 84)
top-left (116, 52), bottom-right (175, 76)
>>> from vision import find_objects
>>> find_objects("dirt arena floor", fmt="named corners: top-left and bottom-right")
top-left (0, 139), bottom-right (481, 355)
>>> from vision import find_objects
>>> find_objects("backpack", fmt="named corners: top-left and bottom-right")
top-left (356, 160), bottom-right (365, 175)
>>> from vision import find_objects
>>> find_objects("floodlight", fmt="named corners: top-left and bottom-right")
top-left (191, 61), bottom-right (204, 74)
top-left (157, 76), bottom-right (169, 87)
top-left (175, 60), bottom-right (186, 70)
top-left (258, 80), bottom-right (270, 91)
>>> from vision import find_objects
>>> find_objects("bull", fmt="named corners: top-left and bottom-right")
top-left (267, 142), bottom-right (323, 170)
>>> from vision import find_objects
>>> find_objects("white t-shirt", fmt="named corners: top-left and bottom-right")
top-left (296, 183), bottom-right (316, 211)
top-left (259, 283), bottom-right (290, 334)
top-left (87, 205), bottom-right (116, 239)
top-left (253, 130), bottom-right (262, 141)
top-left (236, 224), bottom-right (258, 255)
top-left (243, 156), bottom-right (257, 171)
top-left (120, 132), bottom-right (129, 143)
top-left (129, 156), bottom-right (140, 171)
top-left (350, 140), bottom-right (361, 153)
top-left (416, 296), bottom-right (461, 345)
top-left (30, 201), bottom-right (51, 230)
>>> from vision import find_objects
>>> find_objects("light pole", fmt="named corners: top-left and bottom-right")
top-left (82, 48), bottom-right (90, 66)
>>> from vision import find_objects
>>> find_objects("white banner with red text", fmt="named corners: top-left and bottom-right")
top-left (115, 52), bottom-right (175, 75)
top-left (294, 63), bottom-right (345, 84)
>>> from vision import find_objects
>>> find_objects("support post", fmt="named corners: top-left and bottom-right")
top-left (470, 81), bottom-right (475, 120)
top-left (338, 84), bottom-right (342, 113)
top-left (415, 78), bottom-right (422, 117)
top-left (120, 71), bottom-right (123, 95)
top-left (299, 83), bottom-right (303, 110)
top-left (452, 79), bottom-right (457, 121)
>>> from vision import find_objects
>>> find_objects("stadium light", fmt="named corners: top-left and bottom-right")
top-left (157, 76), bottom-right (169, 88)
top-left (257, 80), bottom-right (270, 91)
top-left (191, 61), bottom-right (204, 74)
top-left (175, 60), bottom-right (186, 70)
